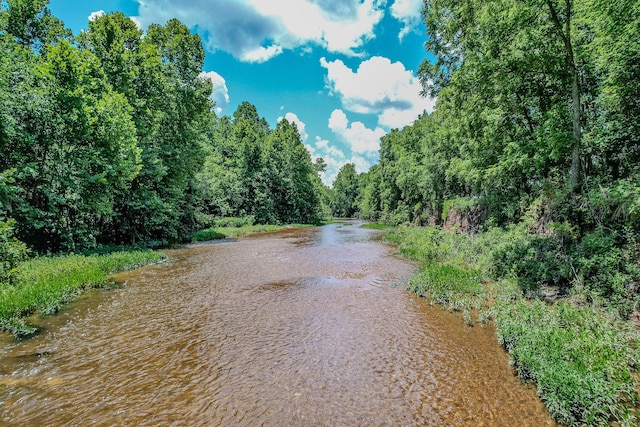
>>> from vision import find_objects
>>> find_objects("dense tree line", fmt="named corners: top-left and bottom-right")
top-left (0, 0), bottom-right (325, 257)
top-left (329, 0), bottom-right (640, 303)
top-left (197, 101), bottom-right (326, 226)
top-left (352, 0), bottom-right (640, 229)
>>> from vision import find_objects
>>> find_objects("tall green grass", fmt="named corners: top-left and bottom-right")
top-left (0, 250), bottom-right (165, 337)
top-left (387, 225), bottom-right (640, 425)
top-left (496, 300), bottom-right (639, 426)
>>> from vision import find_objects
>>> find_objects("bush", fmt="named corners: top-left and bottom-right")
top-left (480, 224), bottom-right (572, 295)
top-left (193, 229), bottom-right (226, 242)
top-left (0, 218), bottom-right (29, 283)
top-left (574, 229), bottom-right (628, 296)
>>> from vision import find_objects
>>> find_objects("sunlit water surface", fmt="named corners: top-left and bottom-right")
top-left (0, 221), bottom-right (555, 426)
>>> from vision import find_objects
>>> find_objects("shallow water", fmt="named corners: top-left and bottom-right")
top-left (0, 221), bottom-right (555, 426)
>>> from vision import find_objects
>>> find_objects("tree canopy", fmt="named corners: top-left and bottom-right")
top-left (355, 0), bottom-right (640, 232)
top-left (0, 1), bottom-right (326, 253)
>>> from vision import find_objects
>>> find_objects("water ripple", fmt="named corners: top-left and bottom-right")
top-left (0, 221), bottom-right (554, 426)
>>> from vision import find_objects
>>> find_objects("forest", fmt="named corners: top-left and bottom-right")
top-left (328, 0), bottom-right (640, 310)
top-left (0, 1), bottom-right (328, 265)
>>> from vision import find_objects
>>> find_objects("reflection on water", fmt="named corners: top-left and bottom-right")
top-left (0, 220), bottom-right (555, 426)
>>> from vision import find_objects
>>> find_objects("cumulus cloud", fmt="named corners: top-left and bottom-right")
top-left (199, 71), bottom-right (230, 114)
top-left (133, 0), bottom-right (384, 62)
top-left (328, 109), bottom-right (385, 155)
top-left (88, 10), bottom-right (105, 21)
top-left (390, 0), bottom-right (423, 40)
top-left (349, 154), bottom-right (372, 174)
top-left (321, 56), bottom-right (436, 129)
top-left (305, 136), bottom-right (346, 186)
top-left (305, 125), bottom-right (378, 186)
top-left (130, 16), bottom-right (143, 29)
top-left (278, 112), bottom-right (309, 142)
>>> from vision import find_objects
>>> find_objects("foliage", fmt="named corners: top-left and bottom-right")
top-left (0, 218), bottom-right (29, 283)
top-left (496, 299), bottom-right (639, 426)
top-left (196, 104), bottom-right (324, 226)
top-left (192, 229), bottom-right (226, 242)
top-left (352, 0), bottom-right (640, 238)
top-left (484, 228), bottom-right (572, 295)
top-left (1, 3), bottom-right (327, 254)
top-left (212, 216), bottom-right (255, 228)
top-left (330, 163), bottom-right (359, 217)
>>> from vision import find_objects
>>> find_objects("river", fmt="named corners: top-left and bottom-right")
top-left (0, 221), bottom-right (555, 426)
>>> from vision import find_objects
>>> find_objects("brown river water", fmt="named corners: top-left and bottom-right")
top-left (0, 221), bottom-right (555, 426)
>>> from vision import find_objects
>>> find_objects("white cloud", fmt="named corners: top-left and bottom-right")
top-left (305, 136), bottom-right (345, 186)
top-left (328, 109), bottom-right (385, 155)
top-left (89, 10), bottom-right (105, 22)
top-left (278, 112), bottom-right (308, 142)
top-left (390, 0), bottom-right (423, 41)
top-left (305, 131), bottom-right (377, 186)
top-left (133, 0), bottom-right (385, 62)
top-left (199, 71), bottom-right (230, 114)
top-left (348, 154), bottom-right (371, 174)
top-left (130, 16), bottom-right (143, 29)
top-left (240, 44), bottom-right (283, 63)
top-left (321, 56), bottom-right (436, 129)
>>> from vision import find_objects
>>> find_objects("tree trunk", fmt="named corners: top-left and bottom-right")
top-left (569, 61), bottom-right (581, 189)
top-left (546, 0), bottom-right (581, 189)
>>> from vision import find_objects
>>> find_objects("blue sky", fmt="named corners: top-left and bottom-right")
top-left (48, 0), bottom-right (436, 185)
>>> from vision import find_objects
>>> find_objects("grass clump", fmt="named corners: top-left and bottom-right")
top-left (193, 224), bottom-right (283, 242)
top-left (360, 222), bottom-right (392, 229)
top-left (193, 229), bottom-right (226, 241)
top-left (407, 263), bottom-right (482, 307)
top-left (0, 250), bottom-right (165, 337)
top-left (496, 299), bottom-right (639, 426)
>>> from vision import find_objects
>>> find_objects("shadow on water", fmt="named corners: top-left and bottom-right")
top-left (0, 220), bottom-right (555, 426)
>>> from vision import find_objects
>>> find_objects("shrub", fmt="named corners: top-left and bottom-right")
top-left (574, 229), bottom-right (628, 296)
top-left (480, 224), bottom-right (572, 295)
top-left (193, 228), bottom-right (226, 242)
top-left (0, 218), bottom-right (30, 283)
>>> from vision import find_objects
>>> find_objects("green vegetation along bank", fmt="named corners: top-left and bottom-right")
top-left (0, 249), bottom-right (165, 338)
top-left (192, 216), bottom-right (319, 242)
top-left (386, 226), bottom-right (640, 426)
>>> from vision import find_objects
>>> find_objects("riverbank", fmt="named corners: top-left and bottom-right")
top-left (385, 225), bottom-right (640, 426)
top-left (193, 223), bottom-right (323, 242)
top-left (193, 224), bottom-right (286, 241)
top-left (0, 250), bottom-right (166, 338)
